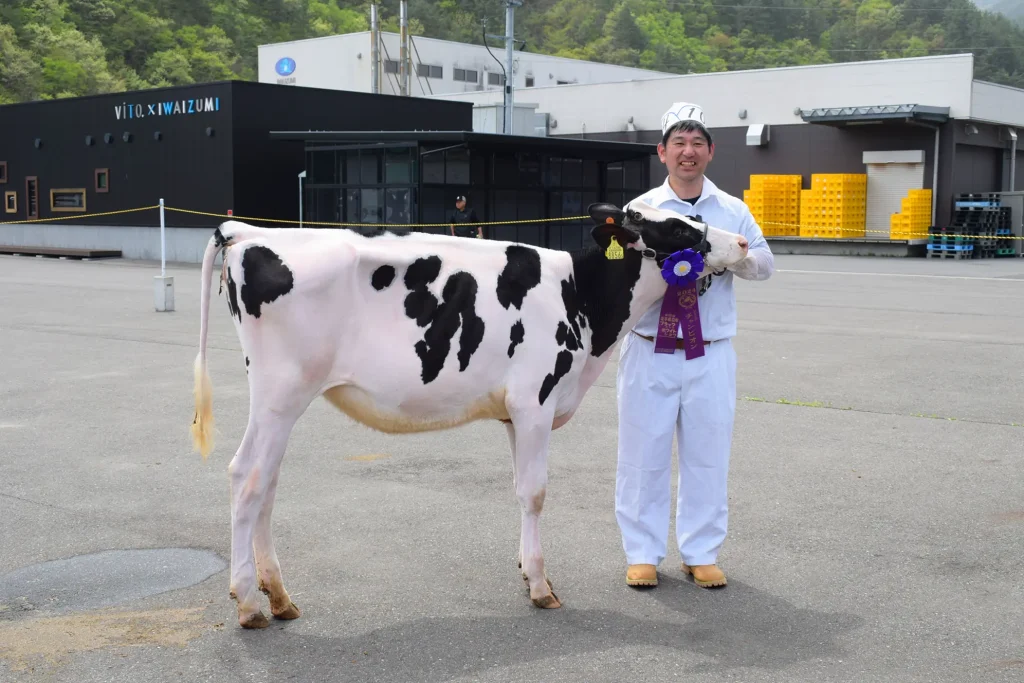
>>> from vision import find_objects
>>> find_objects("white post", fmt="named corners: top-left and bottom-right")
top-left (160, 197), bottom-right (166, 276)
top-left (154, 197), bottom-right (174, 312)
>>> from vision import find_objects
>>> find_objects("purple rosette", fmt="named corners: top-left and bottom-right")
top-left (660, 249), bottom-right (704, 287)
top-left (654, 249), bottom-right (706, 359)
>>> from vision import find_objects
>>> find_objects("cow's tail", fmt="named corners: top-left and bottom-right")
top-left (191, 229), bottom-right (226, 460)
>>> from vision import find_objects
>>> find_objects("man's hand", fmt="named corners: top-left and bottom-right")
top-left (727, 252), bottom-right (769, 280)
top-left (729, 249), bottom-right (774, 282)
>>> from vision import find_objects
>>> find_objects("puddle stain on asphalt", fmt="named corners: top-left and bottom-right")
top-left (0, 606), bottom-right (214, 672)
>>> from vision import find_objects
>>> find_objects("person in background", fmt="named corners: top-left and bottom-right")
top-left (616, 101), bottom-right (775, 590)
top-left (449, 195), bottom-right (482, 238)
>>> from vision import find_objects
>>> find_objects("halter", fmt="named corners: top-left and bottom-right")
top-left (640, 219), bottom-right (718, 296)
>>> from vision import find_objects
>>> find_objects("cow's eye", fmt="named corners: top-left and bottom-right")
top-left (628, 210), bottom-right (643, 222)
top-left (673, 227), bottom-right (684, 239)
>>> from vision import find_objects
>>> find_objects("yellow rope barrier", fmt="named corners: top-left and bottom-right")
top-left (0, 205), bottom-right (160, 226)
top-left (1, 204), bottom-right (1021, 242)
top-left (162, 206), bottom-right (590, 229)
top-left (759, 220), bottom-right (1024, 241)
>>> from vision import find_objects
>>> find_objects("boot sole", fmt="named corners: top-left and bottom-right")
top-left (625, 577), bottom-right (658, 587)
top-left (682, 565), bottom-right (727, 588)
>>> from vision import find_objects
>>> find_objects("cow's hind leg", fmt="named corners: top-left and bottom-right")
top-left (228, 407), bottom-right (303, 629)
top-left (254, 468), bottom-right (300, 620)
top-left (509, 413), bottom-right (560, 609)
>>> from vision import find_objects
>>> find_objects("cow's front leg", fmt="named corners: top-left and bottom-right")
top-left (509, 412), bottom-right (560, 609)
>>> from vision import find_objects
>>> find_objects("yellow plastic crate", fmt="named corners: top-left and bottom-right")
top-left (744, 174), bottom-right (803, 237)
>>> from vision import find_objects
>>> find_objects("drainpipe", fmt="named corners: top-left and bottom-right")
top-left (909, 120), bottom-right (941, 229)
top-left (1009, 127), bottom-right (1018, 191)
top-left (931, 125), bottom-right (940, 227)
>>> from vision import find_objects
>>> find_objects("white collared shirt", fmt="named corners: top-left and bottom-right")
top-left (629, 176), bottom-right (774, 341)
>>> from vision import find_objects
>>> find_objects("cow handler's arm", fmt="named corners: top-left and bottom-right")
top-left (728, 208), bottom-right (775, 281)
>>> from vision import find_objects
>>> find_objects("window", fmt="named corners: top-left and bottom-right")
top-left (4, 191), bottom-right (15, 214)
top-left (95, 168), bottom-right (109, 193)
top-left (0, 161), bottom-right (7, 183)
top-left (416, 63), bottom-right (442, 79)
top-left (453, 68), bottom-right (478, 83)
top-left (384, 60), bottom-right (399, 74)
top-left (25, 177), bottom-right (38, 219)
top-left (488, 72), bottom-right (504, 86)
top-left (525, 76), bottom-right (534, 87)
top-left (50, 188), bottom-right (87, 213)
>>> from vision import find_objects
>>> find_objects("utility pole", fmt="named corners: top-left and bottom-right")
top-left (399, 0), bottom-right (409, 96)
top-left (370, 3), bottom-right (380, 94)
top-left (504, 0), bottom-right (522, 135)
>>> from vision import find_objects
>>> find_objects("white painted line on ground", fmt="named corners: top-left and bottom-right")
top-left (777, 269), bottom-right (1023, 282)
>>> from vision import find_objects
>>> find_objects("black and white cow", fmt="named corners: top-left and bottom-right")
top-left (190, 201), bottom-right (749, 628)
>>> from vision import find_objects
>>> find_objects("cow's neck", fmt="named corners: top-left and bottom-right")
top-left (568, 246), bottom-right (667, 358)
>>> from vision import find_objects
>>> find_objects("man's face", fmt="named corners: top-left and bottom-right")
top-left (456, 200), bottom-right (466, 210)
top-left (658, 127), bottom-right (714, 187)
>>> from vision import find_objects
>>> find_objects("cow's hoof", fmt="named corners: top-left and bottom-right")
top-left (531, 591), bottom-right (561, 609)
top-left (273, 601), bottom-right (301, 620)
top-left (239, 611), bottom-right (270, 629)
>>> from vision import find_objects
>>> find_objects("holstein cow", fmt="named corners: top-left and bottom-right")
top-left (190, 201), bottom-right (749, 628)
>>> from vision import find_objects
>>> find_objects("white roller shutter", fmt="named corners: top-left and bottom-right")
top-left (863, 151), bottom-right (926, 239)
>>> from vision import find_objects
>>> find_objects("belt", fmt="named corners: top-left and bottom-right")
top-left (631, 330), bottom-right (718, 349)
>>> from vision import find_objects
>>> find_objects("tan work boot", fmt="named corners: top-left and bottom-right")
top-left (626, 564), bottom-right (658, 587)
top-left (681, 563), bottom-right (727, 588)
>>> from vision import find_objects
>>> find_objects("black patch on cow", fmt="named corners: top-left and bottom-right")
top-left (225, 268), bottom-right (241, 322)
top-left (539, 350), bottom-right (574, 406)
top-left (555, 321), bottom-right (580, 352)
top-left (371, 265), bottom-right (396, 291)
top-left (508, 320), bottom-right (525, 358)
top-left (245, 356), bottom-right (250, 367)
top-left (412, 272), bottom-right (485, 383)
top-left (364, 227), bottom-right (412, 238)
top-left (567, 247), bottom-right (644, 357)
top-left (239, 246), bottom-right (294, 319)
top-left (496, 245), bottom-right (542, 310)
top-left (403, 256), bottom-right (442, 326)
top-left (213, 227), bottom-right (228, 248)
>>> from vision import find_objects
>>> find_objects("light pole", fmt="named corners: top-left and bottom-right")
top-left (298, 170), bottom-right (306, 228)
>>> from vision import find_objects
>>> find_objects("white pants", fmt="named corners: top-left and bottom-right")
top-left (615, 331), bottom-right (737, 567)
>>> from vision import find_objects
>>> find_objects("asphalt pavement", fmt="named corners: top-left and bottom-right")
top-left (1, 251), bottom-right (1022, 682)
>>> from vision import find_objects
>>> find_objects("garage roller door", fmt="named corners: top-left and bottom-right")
top-left (864, 150), bottom-right (926, 239)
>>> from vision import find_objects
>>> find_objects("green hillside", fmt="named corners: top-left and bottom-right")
top-left (2, 0), bottom-right (1024, 104)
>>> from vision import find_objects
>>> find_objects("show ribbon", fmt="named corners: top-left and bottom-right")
top-left (654, 249), bottom-right (705, 359)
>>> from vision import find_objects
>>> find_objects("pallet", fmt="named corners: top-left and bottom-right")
top-left (927, 250), bottom-right (973, 260)
top-left (0, 245), bottom-right (122, 259)
top-left (927, 243), bottom-right (973, 253)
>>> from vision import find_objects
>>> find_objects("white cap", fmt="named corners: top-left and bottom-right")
top-left (660, 102), bottom-right (708, 135)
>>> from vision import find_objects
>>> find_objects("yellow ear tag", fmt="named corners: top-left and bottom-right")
top-left (605, 235), bottom-right (625, 260)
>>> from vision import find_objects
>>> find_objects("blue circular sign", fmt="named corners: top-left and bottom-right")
top-left (275, 57), bottom-right (296, 76)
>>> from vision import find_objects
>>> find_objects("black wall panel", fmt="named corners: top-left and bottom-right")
top-left (0, 83), bottom-right (234, 227)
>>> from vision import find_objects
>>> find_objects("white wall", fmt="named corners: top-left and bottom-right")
top-left (429, 54), bottom-right (978, 136)
top-left (258, 32), bottom-right (673, 97)
top-left (0, 224), bottom-right (218, 264)
top-left (971, 81), bottom-right (1024, 128)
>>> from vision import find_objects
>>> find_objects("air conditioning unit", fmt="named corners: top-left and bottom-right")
top-left (746, 124), bottom-right (769, 147)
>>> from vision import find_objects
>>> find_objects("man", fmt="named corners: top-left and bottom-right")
top-left (616, 102), bottom-right (774, 589)
top-left (449, 195), bottom-right (482, 238)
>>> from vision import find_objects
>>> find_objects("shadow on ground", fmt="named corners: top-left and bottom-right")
top-left (229, 576), bottom-right (863, 681)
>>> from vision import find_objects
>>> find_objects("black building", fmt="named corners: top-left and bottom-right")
top-left (0, 81), bottom-right (472, 228)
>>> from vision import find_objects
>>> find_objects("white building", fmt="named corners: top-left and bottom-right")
top-left (257, 31), bottom-right (675, 99)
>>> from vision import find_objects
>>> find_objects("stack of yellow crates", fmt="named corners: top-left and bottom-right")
top-left (799, 174), bottom-right (867, 238)
top-left (889, 189), bottom-right (931, 239)
top-left (743, 175), bottom-right (801, 236)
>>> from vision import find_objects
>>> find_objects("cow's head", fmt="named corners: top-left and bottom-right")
top-left (588, 200), bottom-right (748, 272)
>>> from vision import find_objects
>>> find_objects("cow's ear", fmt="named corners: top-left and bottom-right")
top-left (588, 203), bottom-right (640, 251)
